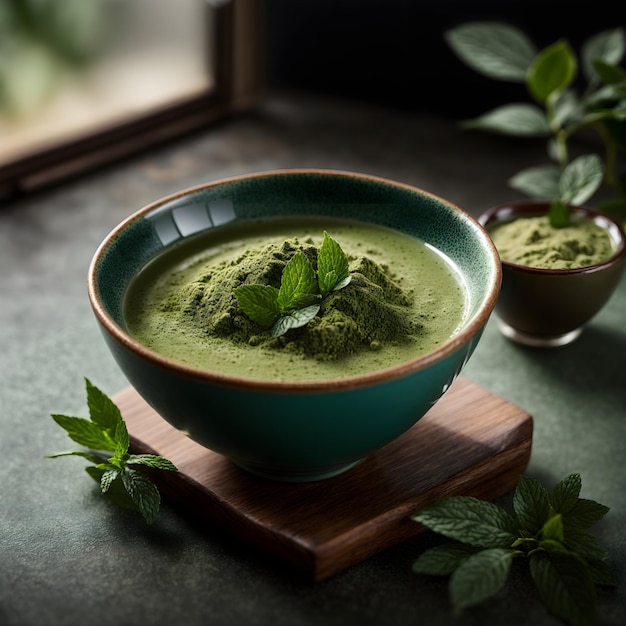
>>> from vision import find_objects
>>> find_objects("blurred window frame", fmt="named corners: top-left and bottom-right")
top-left (0, 0), bottom-right (264, 202)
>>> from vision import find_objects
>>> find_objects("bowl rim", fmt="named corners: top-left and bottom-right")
top-left (88, 168), bottom-right (502, 392)
top-left (478, 200), bottom-right (626, 275)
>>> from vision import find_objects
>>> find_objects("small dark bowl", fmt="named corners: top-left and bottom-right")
top-left (479, 200), bottom-right (626, 347)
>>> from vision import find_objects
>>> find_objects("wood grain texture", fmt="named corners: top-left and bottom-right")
top-left (114, 376), bottom-right (533, 581)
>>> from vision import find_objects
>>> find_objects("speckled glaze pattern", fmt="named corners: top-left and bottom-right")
top-left (479, 200), bottom-right (626, 347)
top-left (89, 169), bottom-right (501, 481)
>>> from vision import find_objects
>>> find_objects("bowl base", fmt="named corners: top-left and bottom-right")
top-left (232, 458), bottom-right (363, 482)
top-left (496, 319), bottom-right (583, 348)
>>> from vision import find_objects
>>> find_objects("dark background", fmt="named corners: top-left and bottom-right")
top-left (264, 0), bottom-right (623, 118)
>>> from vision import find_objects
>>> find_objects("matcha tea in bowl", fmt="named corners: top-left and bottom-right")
top-left (88, 170), bottom-right (501, 482)
top-left (479, 200), bottom-right (626, 348)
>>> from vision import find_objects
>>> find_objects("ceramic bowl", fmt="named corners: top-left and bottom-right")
top-left (479, 200), bottom-right (626, 347)
top-left (88, 169), bottom-right (501, 482)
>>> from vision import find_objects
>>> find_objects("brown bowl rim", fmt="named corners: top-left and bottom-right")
top-left (88, 168), bottom-right (502, 392)
top-left (478, 200), bottom-right (626, 275)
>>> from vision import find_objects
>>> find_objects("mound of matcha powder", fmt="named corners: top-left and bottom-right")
top-left (489, 215), bottom-right (614, 269)
top-left (159, 238), bottom-right (421, 360)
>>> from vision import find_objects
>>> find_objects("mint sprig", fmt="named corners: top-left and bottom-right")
top-left (47, 378), bottom-right (177, 524)
top-left (233, 231), bottom-right (352, 338)
top-left (411, 473), bottom-right (614, 625)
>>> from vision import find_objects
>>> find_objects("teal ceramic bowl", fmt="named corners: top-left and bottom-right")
top-left (88, 170), bottom-right (501, 482)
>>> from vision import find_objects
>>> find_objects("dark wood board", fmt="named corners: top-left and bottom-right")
top-left (114, 376), bottom-right (533, 581)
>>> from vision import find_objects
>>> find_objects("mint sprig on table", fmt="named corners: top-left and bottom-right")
top-left (234, 231), bottom-right (352, 338)
top-left (47, 378), bottom-right (177, 524)
top-left (411, 473), bottom-right (614, 626)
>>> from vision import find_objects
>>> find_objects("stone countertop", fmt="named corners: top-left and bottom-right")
top-left (1, 91), bottom-right (624, 626)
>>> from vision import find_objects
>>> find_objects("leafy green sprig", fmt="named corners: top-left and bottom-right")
top-left (411, 473), bottom-right (614, 626)
top-left (445, 22), bottom-right (626, 227)
top-left (47, 378), bottom-right (177, 524)
top-left (234, 231), bottom-right (352, 337)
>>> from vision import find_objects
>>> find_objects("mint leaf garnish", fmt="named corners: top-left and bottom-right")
top-left (550, 473), bottom-right (582, 511)
top-left (85, 377), bottom-right (123, 434)
top-left (318, 231), bottom-right (351, 295)
top-left (549, 199), bottom-right (570, 228)
top-left (277, 250), bottom-right (320, 310)
top-left (413, 495), bottom-right (519, 548)
top-left (47, 378), bottom-right (178, 524)
top-left (450, 548), bottom-right (515, 612)
top-left (233, 284), bottom-right (281, 327)
top-left (271, 303), bottom-right (320, 337)
top-left (234, 233), bottom-right (352, 338)
top-left (513, 474), bottom-right (551, 534)
top-left (563, 499), bottom-right (610, 530)
top-left (411, 473), bottom-right (614, 624)
top-left (412, 543), bottom-right (479, 576)
top-left (529, 551), bottom-right (598, 626)
top-left (50, 414), bottom-right (117, 451)
top-left (541, 513), bottom-right (565, 543)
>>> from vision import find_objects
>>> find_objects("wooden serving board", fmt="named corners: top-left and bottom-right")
top-left (114, 376), bottom-right (532, 581)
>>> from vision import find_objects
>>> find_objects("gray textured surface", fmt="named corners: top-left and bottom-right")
top-left (1, 92), bottom-right (625, 626)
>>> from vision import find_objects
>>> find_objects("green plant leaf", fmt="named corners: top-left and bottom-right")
top-left (559, 153), bottom-right (604, 205)
top-left (527, 39), bottom-right (577, 104)
top-left (412, 543), bottom-right (478, 576)
top-left (549, 200), bottom-right (570, 228)
top-left (46, 449), bottom-right (109, 464)
top-left (100, 467), bottom-right (121, 494)
top-left (508, 165), bottom-right (561, 200)
top-left (549, 473), bottom-right (582, 515)
top-left (85, 466), bottom-right (139, 512)
top-left (50, 414), bottom-right (115, 451)
top-left (513, 474), bottom-right (551, 535)
top-left (444, 22), bottom-right (536, 82)
top-left (582, 28), bottom-right (626, 84)
top-left (271, 304), bottom-right (321, 338)
top-left (552, 90), bottom-right (584, 128)
top-left (461, 103), bottom-right (551, 137)
top-left (127, 454), bottom-right (178, 472)
top-left (541, 513), bottom-right (565, 543)
top-left (582, 84), bottom-right (626, 110)
top-left (412, 496), bottom-right (518, 548)
top-left (113, 418), bottom-right (129, 462)
top-left (233, 284), bottom-right (280, 327)
top-left (317, 231), bottom-right (351, 295)
top-left (529, 551), bottom-right (598, 626)
top-left (85, 378), bottom-right (123, 435)
top-left (121, 468), bottom-right (161, 525)
top-left (449, 548), bottom-right (514, 612)
top-left (586, 558), bottom-right (616, 587)
top-left (277, 250), bottom-right (319, 311)
top-left (592, 60), bottom-right (626, 85)
top-left (564, 499), bottom-right (610, 530)
top-left (563, 528), bottom-right (608, 562)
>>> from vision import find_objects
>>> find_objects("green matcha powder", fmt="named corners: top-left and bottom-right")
top-left (160, 238), bottom-right (421, 361)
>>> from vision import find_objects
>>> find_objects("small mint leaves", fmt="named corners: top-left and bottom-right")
top-left (277, 250), bottom-right (320, 311)
top-left (232, 284), bottom-right (281, 328)
top-left (48, 378), bottom-right (177, 524)
top-left (233, 232), bottom-right (351, 338)
top-left (318, 231), bottom-right (351, 295)
top-left (411, 473), bottom-right (613, 625)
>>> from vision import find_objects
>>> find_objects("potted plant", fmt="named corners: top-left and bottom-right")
top-left (445, 21), bottom-right (626, 346)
